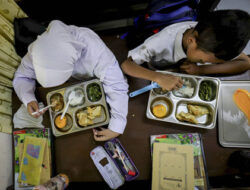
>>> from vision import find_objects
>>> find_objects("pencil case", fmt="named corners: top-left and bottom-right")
top-left (90, 138), bottom-right (139, 189)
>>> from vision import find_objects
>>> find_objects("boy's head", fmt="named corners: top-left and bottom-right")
top-left (185, 9), bottom-right (250, 63)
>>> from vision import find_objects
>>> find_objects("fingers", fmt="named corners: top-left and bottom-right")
top-left (171, 76), bottom-right (183, 90)
top-left (27, 101), bottom-right (48, 118)
top-left (180, 64), bottom-right (190, 70)
top-left (93, 129), bottom-right (108, 141)
top-left (93, 128), bottom-right (120, 142)
top-left (27, 101), bottom-right (40, 118)
top-left (176, 78), bottom-right (184, 88)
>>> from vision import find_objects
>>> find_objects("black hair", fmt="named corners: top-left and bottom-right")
top-left (194, 10), bottom-right (250, 60)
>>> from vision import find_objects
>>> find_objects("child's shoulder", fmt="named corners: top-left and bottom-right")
top-left (161, 21), bottom-right (197, 32)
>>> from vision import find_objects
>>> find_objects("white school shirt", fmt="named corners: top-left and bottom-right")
top-left (128, 21), bottom-right (197, 66)
top-left (13, 20), bottom-right (128, 134)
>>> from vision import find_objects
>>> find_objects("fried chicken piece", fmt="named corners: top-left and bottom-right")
top-left (187, 105), bottom-right (209, 117)
top-left (87, 106), bottom-right (102, 119)
top-left (77, 111), bottom-right (93, 127)
top-left (176, 111), bottom-right (198, 124)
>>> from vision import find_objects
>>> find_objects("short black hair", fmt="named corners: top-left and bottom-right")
top-left (194, 10), bottom-right (250, 60)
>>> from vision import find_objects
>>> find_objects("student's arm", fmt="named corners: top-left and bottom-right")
top-left (13, 53), bottom-right (42, 118)
top-left (93, 61), bottom-right (129, 141)
top-left (121, 57), bottom-right (183, 90)
top-left (181, 53), bottom-right (250, 75)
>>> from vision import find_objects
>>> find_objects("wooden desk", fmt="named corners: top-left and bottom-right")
top-left (31, 76), bottom-right (243, 183)
top-left (11, 35), bottom-right (247, 185)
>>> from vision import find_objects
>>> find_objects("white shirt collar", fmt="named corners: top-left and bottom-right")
top-left (174, 27), bottom-right (188, 62)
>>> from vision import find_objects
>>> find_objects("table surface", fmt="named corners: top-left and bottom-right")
top-left (32, 76), bottom-right (243, 182)
top-left (12, 35), bottom-right (247, 183)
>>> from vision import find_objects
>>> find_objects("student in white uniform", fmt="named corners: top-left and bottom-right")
top-left (13, 20), bottom-right (129, 141)
top-left (121, 10), bottom-right (250, 90)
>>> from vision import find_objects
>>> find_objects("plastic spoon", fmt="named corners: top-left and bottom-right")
top-left (129, 82), bottom-right (160, 98)
top-left (129, 83), bottom-right (187, 98)
top-left (60, 91), bottom-right (76, 120)
top-left (31, 104), bottom-right (55, 115)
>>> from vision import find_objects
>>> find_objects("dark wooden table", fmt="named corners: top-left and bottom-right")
top-left (11, 34), bottom-right (248, 187)
top-left (31, 75), bottom-right (242, 183)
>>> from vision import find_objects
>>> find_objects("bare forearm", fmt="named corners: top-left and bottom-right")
top-left (121, 58), bottom-right (158, 82)
top-left (199, 54), bottom-right (250, 75)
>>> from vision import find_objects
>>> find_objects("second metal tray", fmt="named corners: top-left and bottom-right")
top-left (218, 81), bottom-right (250, 148)
top-left (146, 71), bottom-right (220, 129)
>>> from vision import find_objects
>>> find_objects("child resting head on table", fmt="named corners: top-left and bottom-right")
top-left (121, 9), bottom-right (250, 91)
top-left (13, 20), bottom-right (129, 141)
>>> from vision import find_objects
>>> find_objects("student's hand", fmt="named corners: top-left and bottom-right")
top-left (27, 101), bottom-right (47, 118)
top-left (180, 62), bottom-right (201, 75)
top-left (155, 73), bottom-right (183, 91)
top-left (93, 128), bottom-right (120, 141)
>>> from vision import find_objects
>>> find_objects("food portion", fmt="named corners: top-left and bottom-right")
top-left (69, 89), bottom-right (84, 106)
top-left (152, 104), bottom-right (167, 118)
top-left (174, 78), bottom-right (194, 98)
top-left (153, 87), bottom-right (168, 95)
top-left (50, 93), bottom-right (64, 112)
top-left (77, 112), bottom-right (93, 126)
top-left (54, 114), bottom-right (73, 132)
top-left (77, 105), bottom-right (102, 127)
top-left (199, 80), bottom-right (216, 101)
top-left (176, 111), bottom-right (198, 124)
top-left (87, 106), bottom-right (102, 119)
top-left (176, 104), bottom-right (210, 124)
top-left (233, 89), bottom-right (250, 125)
top-left (55, 115), bottom-right (67, 129)
top-left (187, 105), bottom-right (209, 117)
top-left (87, 83), bottom-right (102, 102)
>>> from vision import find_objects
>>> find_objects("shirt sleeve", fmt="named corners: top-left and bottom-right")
top-left (13, 53), bottom-right (37, 107)
top-left (128, 43), bottom-right (154, 65)
top-left (102, 61), bottom-right (129, 134)
top-left (127, 32), bottom-right (162, 65)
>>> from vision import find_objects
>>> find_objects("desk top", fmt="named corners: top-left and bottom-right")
top-left (31, 77), bottom-right (242, 182)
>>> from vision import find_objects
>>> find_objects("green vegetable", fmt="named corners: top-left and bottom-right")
top-left (87, 83), bottom-right (102, 102)
top-left (199, 81), bottom-right (216, 101)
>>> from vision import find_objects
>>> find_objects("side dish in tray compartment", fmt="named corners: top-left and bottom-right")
top-left (176, 112), bottom-right (198, 124)
top-left (199, 80), bottom-right (216, 101)
top-left (173, 77), bottom-right (195, 98)
top-left (87, 83), bottom-right (102, 102)
top-left (76, 105), bottom-right (102, 127)
top-left (150, 97), bottom-right (173, 118)
top-left (176, 103), bottom-right (211, 125)
top-left (50, 93), bottom-right (64, 112)
top-left (54, 113), bottom-right (73, 132)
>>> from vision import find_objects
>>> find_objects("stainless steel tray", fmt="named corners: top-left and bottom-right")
top-left (46, 79), bottom-right (110, 137)
top-left (146, 71), bottom-right (220, 129)
top-left (218, 81), bottom-right (250, 148)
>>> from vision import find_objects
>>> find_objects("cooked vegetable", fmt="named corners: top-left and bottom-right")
top-left (50, 93), bottom-right (64, 112)
top-left (153, 88), bottom-right (168, 95)
top-left (233, 89), bottom-right (250, 124)
top-left (87, 83), bottom-right (102, 102)
top-left (199, 81), bottom-right (216, 101)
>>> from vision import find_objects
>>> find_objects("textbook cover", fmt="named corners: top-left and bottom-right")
top-left (150, 133), bottom-right (209, 190)
top-left (13, 128), bottom-right (52, 189)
